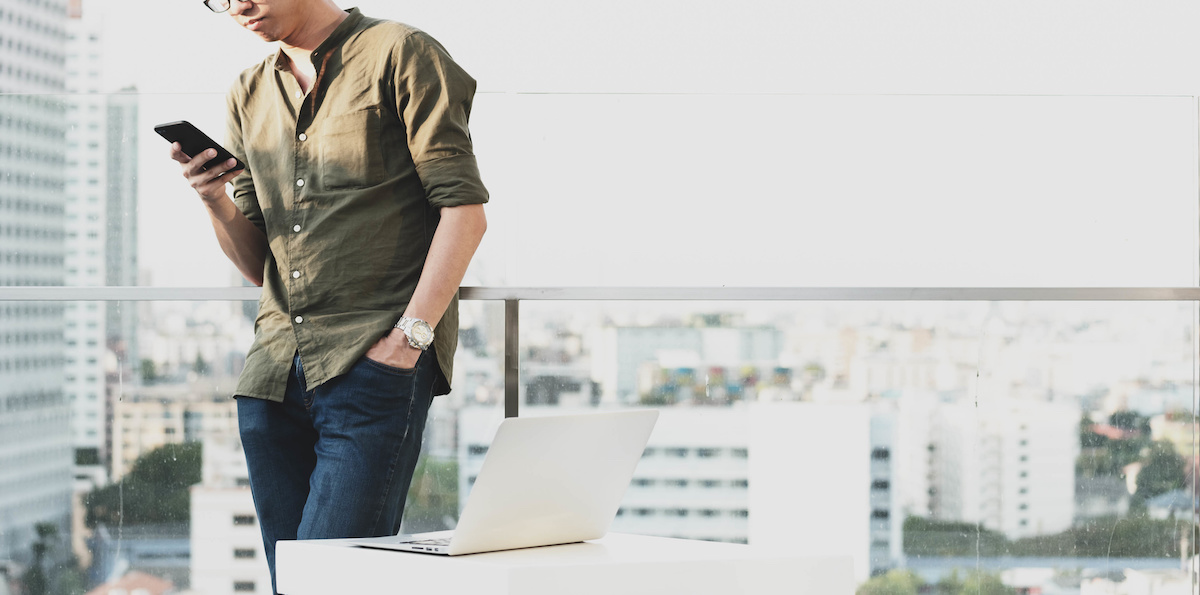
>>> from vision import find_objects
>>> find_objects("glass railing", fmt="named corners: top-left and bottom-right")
top-left (0, 289), bottom-right (1195, 594)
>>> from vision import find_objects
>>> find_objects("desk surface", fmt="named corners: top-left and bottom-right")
top-left (277, 533), bottom-right (853, 594)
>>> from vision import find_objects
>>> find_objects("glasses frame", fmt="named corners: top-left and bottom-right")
top-left (203, 0), bottom-right (231, 13)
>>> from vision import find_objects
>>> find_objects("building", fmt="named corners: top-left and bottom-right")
top-left (748, 401), bottom-right (902, 585)
top-left (84, 570), bottom-right (174, 595)
top-left (591, 316), bottom-right (785, 405)
top-left (457, 405), bottom-right (754, 543)
top-left (111, 379), bottom-right (239, 480)
top-left (64, 0), bottom-right (108, 490)
top-left (191, 437), bottom-right (271, 595)
top-left (930, 399), bottom-right (1080, 539)
top-left (0, 0), bottom-right (72, 564)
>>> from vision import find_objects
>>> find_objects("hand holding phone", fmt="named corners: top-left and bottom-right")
top-left (154, 120), bottom-right (245, 172)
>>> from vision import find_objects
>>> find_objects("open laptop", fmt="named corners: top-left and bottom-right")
top-left (349, 409), bottom-right (659, 556)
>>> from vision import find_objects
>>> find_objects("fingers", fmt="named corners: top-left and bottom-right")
top-left (188, 160), bottom-right (242, 189)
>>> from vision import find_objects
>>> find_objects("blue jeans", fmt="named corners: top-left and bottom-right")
top-left (237, 349), bottom-right (437, 594)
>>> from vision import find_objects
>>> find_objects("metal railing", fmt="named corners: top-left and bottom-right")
top-left (2, 285), bottom-right (1199, 418)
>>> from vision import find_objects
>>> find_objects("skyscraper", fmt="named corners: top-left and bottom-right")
top-left (0, 0), bottom-right (73, 562)
top-left (64, 0), bottom-right (107, 489)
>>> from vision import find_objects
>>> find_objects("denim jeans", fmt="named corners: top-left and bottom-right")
top-left (236, 349), bottom-right (437, 594)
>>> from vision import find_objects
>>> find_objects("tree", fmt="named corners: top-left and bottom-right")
top-left (903, 517), bottom-right (1007, 557)
top-left (934, 569), bottom-right (1017, 595)
top-left (401, 457), bottom-right (459, 533)
top-left (18, 523), bottom-right (85, 595)
top-left (20, 523), bottom-right (53, 595)
top-left (140, 358), bottom-right (158, 384)
top-left (856, 569), bottom-right (922, 595)
top-left (1108, 410), bottom-right (1151, 436)
top-left (85, 442), bottom-right (202, 528)
top-left (193, 353), bottom-right (210, 376)
top-left (1135, 441), bottom-right (1186, 502)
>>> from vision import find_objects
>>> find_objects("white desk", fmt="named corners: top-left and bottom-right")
top-left (276, 533), bottom-right (853, 594)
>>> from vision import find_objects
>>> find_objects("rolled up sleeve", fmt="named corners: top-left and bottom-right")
top-left (394, 32), bottom-right (489, 208)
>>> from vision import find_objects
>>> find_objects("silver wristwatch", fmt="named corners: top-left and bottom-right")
top-left (394, 316), bottom-right (434, 351)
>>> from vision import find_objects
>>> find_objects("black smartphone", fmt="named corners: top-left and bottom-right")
top-left (154, 120), bottom-right (246, 172)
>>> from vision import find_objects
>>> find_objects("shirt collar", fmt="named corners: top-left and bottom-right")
top-left (271, 7), bottom-right (365, 72)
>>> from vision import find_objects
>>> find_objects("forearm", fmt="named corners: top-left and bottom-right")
top-left (205, 193), bottom-right (270, 287)
top-left (403, 203), bottom-right (487, 328)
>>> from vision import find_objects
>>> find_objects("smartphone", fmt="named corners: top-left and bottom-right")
top-left (154, 120), bottom-right (245, 172)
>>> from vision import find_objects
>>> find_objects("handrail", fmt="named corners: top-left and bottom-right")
top-left (1, 286), bottom-right (1199, 301)
top-left (3, 284), bottom-right (1199, 418)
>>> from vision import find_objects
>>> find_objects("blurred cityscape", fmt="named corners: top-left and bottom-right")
top-left (1, 1), bottom-right (1198, 595)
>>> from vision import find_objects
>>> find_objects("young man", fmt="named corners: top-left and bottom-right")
top-left (168, 0), bottom-right (488, 591)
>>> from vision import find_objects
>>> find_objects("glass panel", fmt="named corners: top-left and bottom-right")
top-left (475, 94), bottom-right (1198, 288)
top-left (0, 299), bottom-right (501, 593)
top-left (520, 301), bottom-right (1198, 589)
top-left (6, 89), bottom-right (1195, 289)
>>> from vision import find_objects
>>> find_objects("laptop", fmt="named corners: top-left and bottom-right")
top-left (350, 409), bottom-right (659, 556)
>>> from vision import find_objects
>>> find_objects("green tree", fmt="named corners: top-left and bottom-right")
top-left (193, 353), bottom-right (210, 376)
top-left (85, 442), bottom-right (202, 528)
top-left (1079, 417), bottom-right (1108, 449)
top-left (18, 523), bottom-right (85, 595)
top-left (140, 358), bottom-right (158, 384)
top-left (1135, 441), bottom-right (1186, 502)
top-left (1108, 410), bottom-right (1151, 435)
top-left (958, 570), bottom-right (1015, 594)
top-left (402, 456), bottom-right (459, 533)
top-left (903, 517), bottom-right (1007, 556)
top-left (856, 569), bottom-right (922, 595)
top-left (20, 523), bottom-right (53, 595)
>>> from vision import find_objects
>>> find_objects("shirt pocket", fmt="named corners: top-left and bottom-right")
top-left (318, 107), bottom-right (387, 190)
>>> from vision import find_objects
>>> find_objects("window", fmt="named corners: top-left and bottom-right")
top-left (233, 582), bottom-right (255, 592)
top-left (233, 514), bottom-right (256, 526)
top-left (233, 548), bottom-right (256, 559)
top-left (871, 448), bottom-right (890, 461)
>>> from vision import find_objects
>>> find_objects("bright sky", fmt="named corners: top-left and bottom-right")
top-left (94, 1), bottom-right (1200, 289)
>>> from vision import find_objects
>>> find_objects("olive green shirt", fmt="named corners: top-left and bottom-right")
top-left (226, 9), bottom-right (488, 401)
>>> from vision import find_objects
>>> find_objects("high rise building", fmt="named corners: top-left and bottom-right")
top-left (748, 402), bottom-right (902, 584)
top-left (0, 0), bottom-right (72, 562)
top-left (64, 0), bottom-right (107, 489)
top-left (103, 84), bottom-right (138, 479)
top-left (930, 398), bottom-right (1080, 539)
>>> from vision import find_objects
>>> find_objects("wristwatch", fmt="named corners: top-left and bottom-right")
top-left (395, 316), bottom-right (434, 351)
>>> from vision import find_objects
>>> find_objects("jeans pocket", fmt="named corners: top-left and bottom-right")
top-left (361, 355), bottom-right (418, 376)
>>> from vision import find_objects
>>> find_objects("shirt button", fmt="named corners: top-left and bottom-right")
top-left (294, 90), bottom-right (302, 99)
top-left (292, 270), bottom-right (301, 279)
top-left (293, 224), bottom-right (302, 232)
top-left (296, 179), bottom-right (304, 187)
top-left (294, 315), bottom-right (303, 324)
top-left (298, 133), bottom-right (307, 141)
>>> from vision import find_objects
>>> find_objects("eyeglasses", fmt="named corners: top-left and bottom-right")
top-left (203, 0), bottom-right (231, 13)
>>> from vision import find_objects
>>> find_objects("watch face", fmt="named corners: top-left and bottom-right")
top-left (409, 320), bottom-right (434, 345)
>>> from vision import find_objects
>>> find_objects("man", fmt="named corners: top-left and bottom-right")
top-left (169, 0), bottom-right (488, 591)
